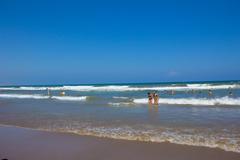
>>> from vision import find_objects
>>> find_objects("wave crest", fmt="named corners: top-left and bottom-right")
top-left (1, 83), bottom-right (239, 91)
top-left (133, 97), bottom-right (240, 106)
top-left (0, 94), bottom-right (87, 101)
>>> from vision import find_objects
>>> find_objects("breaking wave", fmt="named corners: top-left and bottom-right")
top-left (0, 94), bottom-right (87, 101)
top-left (108, 102), bottom-right (134, 106)
top-left (0, 83), bottom-right (239, 91)
top-left (133, 97), bottom-right (240, 106)
top-left (113, 96), bottom-right (129, 99)
top-left (51, 96), bottom-right (87, 101)
top-left (0, 94), bottom-right (49, 99)
top-left (1, 93), bottom-right (240, 106)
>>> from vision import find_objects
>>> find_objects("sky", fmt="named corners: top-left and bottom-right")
top-left (0, 0), bottom-right (240, 85)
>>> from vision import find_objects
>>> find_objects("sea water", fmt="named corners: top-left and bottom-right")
top-left (0, 81), bottom-right (240, 152)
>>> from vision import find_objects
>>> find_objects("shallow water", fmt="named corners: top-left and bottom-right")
top-left (0, 81), bottom-right (240, 152)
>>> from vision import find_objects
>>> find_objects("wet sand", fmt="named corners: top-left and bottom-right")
top-left (0, 125), bottom-right (239, 160)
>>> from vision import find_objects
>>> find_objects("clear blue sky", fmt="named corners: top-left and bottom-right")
top-left (0, 0), bottom-right (240, 85)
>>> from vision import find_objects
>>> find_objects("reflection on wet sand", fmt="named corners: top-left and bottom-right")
top-left (148, 104), bottom-right (159, 121)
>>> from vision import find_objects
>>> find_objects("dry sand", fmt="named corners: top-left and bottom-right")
top-left (0, 125), bottom-right (239, 160)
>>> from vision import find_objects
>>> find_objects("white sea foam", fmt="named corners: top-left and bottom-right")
top-left (62, 85), bottom-right (131, 91)
top-left (0, 87), bottom-right (21, 90)
top-left (1, 83), bottom-right (239, 91)
top-left (42, 125), bottom-right (240, 153)
top-left (51, 96), bottom-right (87, 101)
top-left (51, 84), bottom-right (240, 91)
top-left (0, 94), bottom-right (49, 99)
top-left (187, 84), bottom-right (210, 87)
top-left (133, 97), bottom-right (240, 106)
top-left (1, 93), bottom-right (240, 106)
top-left (0, 94), bottom-right (87, 101)
top-left (185, 84), bottom-right (238, 90)
top-left (108, 102), bottom-right (133, 106)
top-left (113, 96), bottom-right (129, 99)
top-left (19, 87), bottom-right (49, 90)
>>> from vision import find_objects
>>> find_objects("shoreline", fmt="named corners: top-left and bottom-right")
top-left (0, 125), bottom-right (239, 160)
top-left (1, 124), bottom-right (239, 153)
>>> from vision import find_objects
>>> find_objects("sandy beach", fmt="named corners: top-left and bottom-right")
top-left (0, 125), bottom-right (239, 160)
top-left (1, 0), bottom-right (240, 159)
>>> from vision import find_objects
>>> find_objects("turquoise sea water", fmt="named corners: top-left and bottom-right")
top-left (0, 80), bottom-right (240, 152)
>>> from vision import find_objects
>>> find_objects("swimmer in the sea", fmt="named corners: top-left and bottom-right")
top-left (208, 90), bottom-right (213, 96)
top-left (60, 91), bottom-right (66, 96)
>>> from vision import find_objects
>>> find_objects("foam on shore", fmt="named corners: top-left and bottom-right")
top-left (38, 124), bottom-right (240, 153)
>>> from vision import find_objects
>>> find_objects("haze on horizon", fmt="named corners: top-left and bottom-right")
top-left (1, 0), bottom-right (240, 85)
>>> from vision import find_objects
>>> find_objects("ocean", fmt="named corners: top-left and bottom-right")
top-left (0, 81), bottom-right (240, 152)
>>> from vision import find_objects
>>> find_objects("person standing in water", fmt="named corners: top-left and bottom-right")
top-left (147, 92), bottom-right (153, 105)
top-left (47, 88), bottom-right (51, 98)
top-left (60, 91), bottom-right (66, 96)
top-left (153, 92), bottom-right (159, 105)
top-left (208, 90), bottom-right (213, 97)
